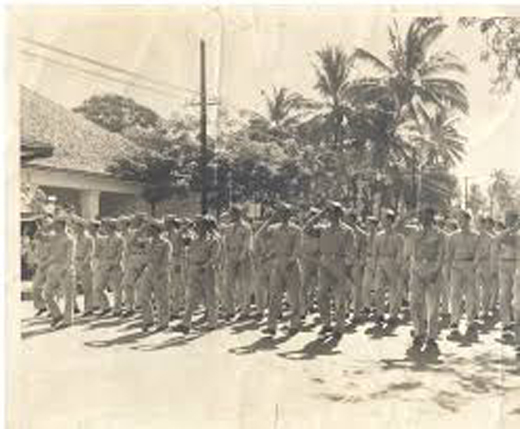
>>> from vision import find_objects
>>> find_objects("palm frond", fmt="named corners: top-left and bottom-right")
top-left (422, 77), bottom-right (470, 113)
top-left (420, 52), bottom-right (467, 76)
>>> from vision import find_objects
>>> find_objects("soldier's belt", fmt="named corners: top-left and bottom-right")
top-left (500, 258), bottom-right (518, 262)
top-left (453, 257), bottom-right (474, 262)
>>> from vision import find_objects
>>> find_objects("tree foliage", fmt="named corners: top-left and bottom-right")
top-left (74, 94), bottom-right (160, 133)
top-left (460, 17), bottom-right (520, 93)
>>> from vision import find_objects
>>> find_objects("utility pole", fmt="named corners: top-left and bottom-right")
top-left (200, 39), bottom-right (208, 215)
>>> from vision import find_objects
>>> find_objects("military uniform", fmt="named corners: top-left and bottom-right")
top-left (141, 228), bottom-right (172, 329)
top-left (475, 229), bottom-right (496, 316)
top-left (361, 228), bottom-right (378, 311)
top-left (182, 226), bottom-right (221, 331)
top-left (266, 221), bottom-right (303, 333)
top-left (438, 228), bottom-right (452, 316)
top-left (300, 226), bottom-right (321, 317)
top-left (74, 227), bottom-right (94, 314)
top-left (94, 225), bottom-right (124, 313)
top-left (119, 226), bottom-right (148, 314)
top-left (495, 229), bottom-right (520, 328)
top-left (350, 225), bottom-right (366, 320)
top-left (447, 228), bottom-right (479, 328)
top-left (167, 227), bottom-right (187, 317)
top-left (44, 225), bottom-right (76, 325)
top-left (32, 230), bottom-right (52, 313)
top-left (317, 221), bottom-right (356, 333)
top-left (373, 228), bottom-right (404, 320)
top-left (408, 225), bottom-right (446, 341)
top-left (222, 220), bottom-right (253, 317)
top-left (252, 224), bottom-right (273, 318)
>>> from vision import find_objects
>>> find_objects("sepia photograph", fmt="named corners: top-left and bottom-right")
top-left (6, 4), bottom-right (520, 428)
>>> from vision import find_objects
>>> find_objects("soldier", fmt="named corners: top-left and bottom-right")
top-left (140, 219), bottom-right (172, 332)
top-left (495, 212), bottom-right (520, 335)
top-left (90, 219), bottom-right (105, 313)
top-left (43, 217), bottom-right (75, 328)
top-left (407, 207), bottom-right (446, 349)
top-left (222, 206), bottom-right (254, 320)
top-left (361, 216), bottom-right (379, 314)
top-left (119, 213), bottom-right (148, 317)
top-left (176, 216), bottom-right (221, 334)
top-left (436, 217), bottom-right (453, 318)
top-left (252, 210), bottom-right (275, 321)
top-left (264, 204), bottom-right (303, 336)
top-left (372, 209), bottom-right (404, 324)
top-left (73, 217), bottom-right (94, 316)
top-left (446, 210), bottom-right (480, 334)
top-left (165, 215), bottom-right (187, 319)
top-left (31, 215), bottom-right (54, 316)
top-left (345, 212), bottom-right (366, 322)
top-left (475, 216), bottom-right (496, 319)
top-left (310, 202), bottom-right (356, 337)
top-left (300, 207), bottom-right (322, 319)
top-left (94, 219), bottom-right (124, 316)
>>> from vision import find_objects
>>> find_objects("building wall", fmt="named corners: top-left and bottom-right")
top-left (100, 192), bottom-right (149, 217)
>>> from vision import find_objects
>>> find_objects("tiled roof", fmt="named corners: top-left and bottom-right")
top-left (20, 86), bottom-right (136, 175)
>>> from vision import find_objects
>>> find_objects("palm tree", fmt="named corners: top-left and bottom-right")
top-left (399, 110), bottom-right (467, 168)
top-left (351, 17), bottom-right (469, 127)
top-left (313, 45), bottom-right (356, 145)
top-left (247, 86), bottom-right (311, 143)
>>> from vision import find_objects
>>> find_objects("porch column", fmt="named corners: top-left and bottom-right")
top-left (80, 189), bottom-right (100, 220)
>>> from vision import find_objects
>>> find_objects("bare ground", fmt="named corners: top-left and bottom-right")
top-left (15, 302), bottom-right (520, 429)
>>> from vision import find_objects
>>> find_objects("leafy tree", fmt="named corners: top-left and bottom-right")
top-left (460, 17), bottom-right (520, 93)
top-left (74, 94), bottom-right (160, 133)
top-left (399, 110), bottom-right (467, 168)
top-left (351, 17), bottom-right (469, 127)
top-left (467, 183), bottom-right (488, 217)
top-left (489, 169), bottom-right (520, 217)
top-left (107, 127), bottom-right (197, 215)
top-left (313, 45), bottom-right (356, 146)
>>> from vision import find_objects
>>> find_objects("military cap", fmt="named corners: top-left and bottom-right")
top-left (148, 218), bottom-right (164, 232)
top-left (366, 215), bottom-right (379, 224)
top-left (383, 208), bottom-right (396, 217)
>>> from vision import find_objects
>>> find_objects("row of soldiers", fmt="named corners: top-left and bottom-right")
top-left (29, 202), bottom-right (520, 350)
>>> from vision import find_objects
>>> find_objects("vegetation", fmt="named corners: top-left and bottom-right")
top-left (76, 17), bottom-right (517, 217)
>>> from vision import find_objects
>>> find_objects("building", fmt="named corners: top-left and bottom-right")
top-left (21, 86), bottom-right (149, 219)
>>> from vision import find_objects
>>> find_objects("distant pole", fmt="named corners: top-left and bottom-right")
top-left (200, 39), bottom-right (208, 215)
top-left (464, 176), bottom-right (469, 209)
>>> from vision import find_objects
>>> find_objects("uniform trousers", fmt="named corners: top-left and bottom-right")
top-left (44, 263), bottom-right (75, 324)
top-left (32, 265), bottom-right (47, 311)
top-left (373, 258), bottom-right (401, 318)
top-left (499, 260), bottom-right (517, 326)
top-left (267, 260), bottom-right (301, 331)
top-left (182, 265), bottom-right (217, 329)
top-left (301, 260), bottom-right (319, 316)
top-left (140, 267), bottom-right (170, 327)
top-left (318, 258), bottom-right (351, 331)
top-left (410, 262), bottom-right (441, 340)
top-left (75, 262), bottom-right (93, 313)
top-left (450, 261), bottom-right (477, 326)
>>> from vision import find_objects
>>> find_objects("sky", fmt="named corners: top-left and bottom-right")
top-left (10, 5), bottom-right (520, 187)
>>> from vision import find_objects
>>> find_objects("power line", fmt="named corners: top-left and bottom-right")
top-left (20, 49), bottom-right (186, 103)
top-left (19, 36), bottom-right (200, 96)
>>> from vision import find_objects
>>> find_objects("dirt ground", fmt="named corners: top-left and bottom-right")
top-left (13, 301), bottom-right (520, 429)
